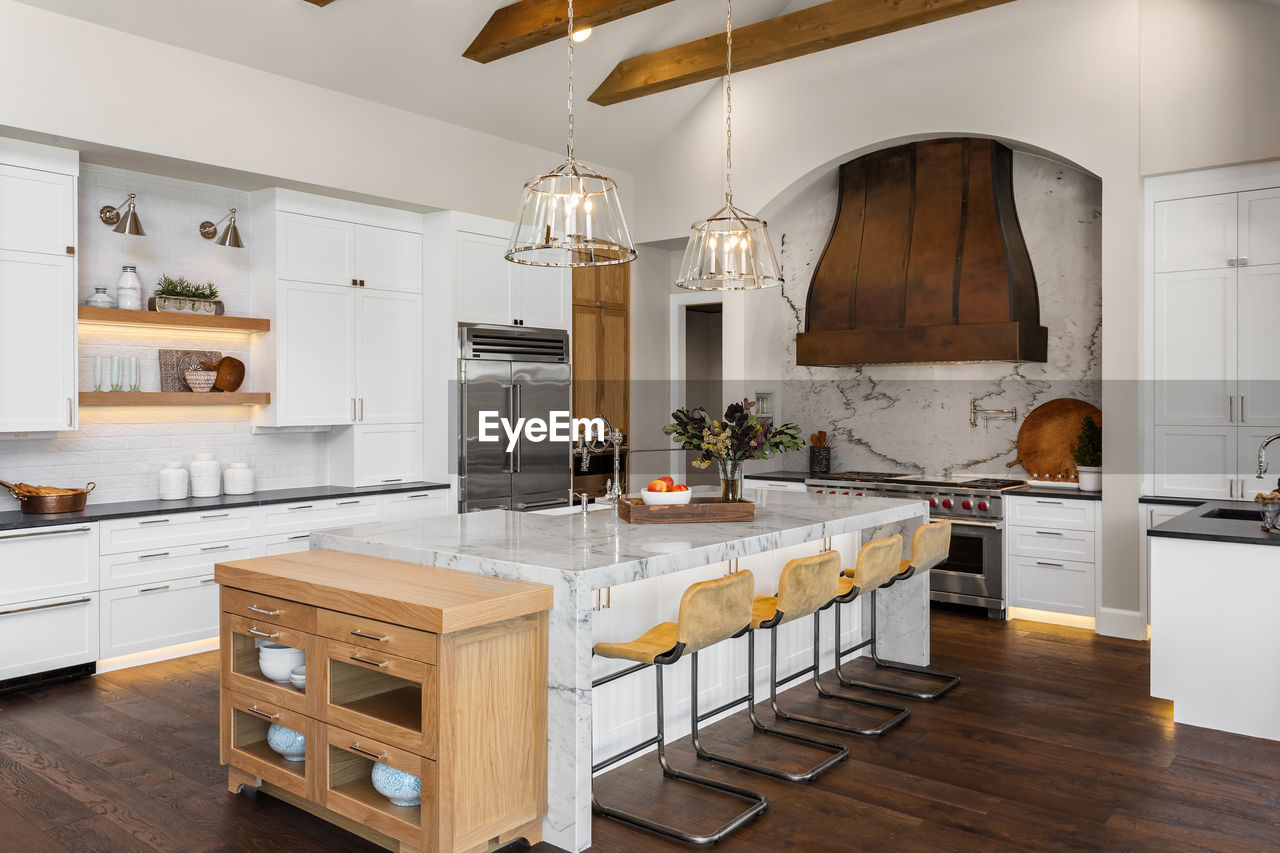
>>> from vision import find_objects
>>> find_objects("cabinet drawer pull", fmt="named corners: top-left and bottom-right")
top-left (1034, 530), bottom-right (1064, 536)
top-left (287, 505), bottom-right (314, 512)
top-left (201, 512), bottom-right (230, 520)
top-left (349, 653), bottom-right (389, 669)
top-left (201, 578), bottom-right (217, 584)
top-left (244, 705), bottom-right (279, 721)
top-left (0, 597), bottom-right (91, 617)
top-left (139, 551), bottom-right (170, 560)
top-left (248, 626), bottom-right (279, 638)
top-left (287, 533), bottom-right (311, 541)
top-left (337, 500), bottom-right (360, 506)
top-left (382, 478), bottom-right (403, 484)
top-left (348, 743), bottom-right (389, 761)
top-left (1035, 561), bottom-right (1065, 568)
top-left (200, 544), bottom-right (230, 552)
top-left (246, 604), bottom-right (281, 616)
top-left (140, 584), bottom-right (170, 593)
top-left (406, 493), bottom-right (432, 500)
top-left (139, 518), bottom-right (170, 525)
top-left (1034, 500), bottom-right (1062, 506)
top-left (350, 629), bottom-right (389, 642)
top-left (0, 526), bottom-right (91, 541)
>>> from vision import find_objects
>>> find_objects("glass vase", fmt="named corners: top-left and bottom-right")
top-left (717, 458), bottom-right (744, 502)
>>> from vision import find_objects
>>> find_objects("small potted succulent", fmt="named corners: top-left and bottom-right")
top-left (150, 275), bottom-right (224, 315)
top-left (1072, 415), bottom-right (1102, 492)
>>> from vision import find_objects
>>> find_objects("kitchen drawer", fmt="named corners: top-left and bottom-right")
top-left (101, 539), bottom-right (255, 590)
top-left (222, 612), bottom-right (317, 716)
top-left (260, 531), bottom-right (314, 556)
top-left (222, 688), bottom-right (318, 800)
top-left (1008, 555), bottom-right (1094, 617)
top-left (100, 574), bottom-right (220, 658)
top-left (100, 508), bottom-right (258, 555)
top-left (381, 490), bottom-right (450, 524)
top-left (260, 497), bottom-right (381, 538)
top-left (1006, 496), bottom-right (1096, 532)
top-left (222, 586), bottom-right (317, 633)
top-left (321, 722), bottom-right (434, 849)
top-left (317, 609), bottom-right (437, 664)
top-left (0, 592), bottom-right (98, 680)
top-left (0, 523), bottom-right (98, 607)
top-left (1007, 525), bottom-right (1096, 564)
top-left (320, 638), bottom-right (437, 759)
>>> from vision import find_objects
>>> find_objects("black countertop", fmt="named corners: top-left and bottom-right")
top-left (744, 470), bottom-right (810, 483)
top-left (1147, 500), bottom-right (1280, 547)
top-left (0, 481), bottom-right (450, 532)
top-left (1138, 495), bottom-right (1206, 507)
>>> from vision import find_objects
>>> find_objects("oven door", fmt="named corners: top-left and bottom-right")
top-left (929, 518), bottom-right (1004, 611)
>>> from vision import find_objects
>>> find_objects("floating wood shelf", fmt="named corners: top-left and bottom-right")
top-left (78, 307), bottom-right (270, 333)
top-left (79, 392), bottom-right (270, 406)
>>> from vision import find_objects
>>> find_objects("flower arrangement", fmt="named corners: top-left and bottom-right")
top-left (663, 399), bottom-right (805, 500)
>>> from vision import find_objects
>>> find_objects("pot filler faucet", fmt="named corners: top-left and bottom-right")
top-left (1258, 432), bottom-right (1280, 477)
top-left (576, 416), bottom-right (625, 508)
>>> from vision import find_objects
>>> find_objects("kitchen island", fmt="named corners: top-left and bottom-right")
top-left (1149, 501), bottom-right (1280, 741)
top-left (315, 489), bottom-right (931, 851)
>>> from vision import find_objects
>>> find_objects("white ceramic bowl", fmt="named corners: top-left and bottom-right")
top-left (289, 664), bottom-right (307, 691)
top-left (640, 488), bottom-right (693, 506)
top-left (258, 643), bottom-right (306, 683)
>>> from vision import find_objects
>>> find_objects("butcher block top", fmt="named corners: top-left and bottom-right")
top-left (214, 549), bottom-right (553, 634)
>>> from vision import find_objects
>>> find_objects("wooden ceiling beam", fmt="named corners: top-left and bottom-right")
top-left (301, 0), bottom-right (339, 6)
top-left (465, 0), bottom-right (676, 63)
top-left (590, 0), bottom-right (1016, 106)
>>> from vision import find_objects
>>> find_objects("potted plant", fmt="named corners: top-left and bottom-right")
top-left (150, 276), bottom-right (224, 315)
top-left (663, 399), bottom-right (805, 501)
top-left (1073, 415), bottom-right (1102, 492)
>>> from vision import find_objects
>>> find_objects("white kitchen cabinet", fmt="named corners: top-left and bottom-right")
top-left (259, 496), bottom-right (381, 538)
top-left (260, 532), bottom-right (315, 556)
top-left (0, 250), bottom-right (76, 432)
top-left (278, 212), bottom-right (354, 287)
top-left (1008, 555), bottom-right (1094, 617)
top-left (1004, 495), bottom-right (1098, 619)
top-left (99, 575), bottom-right (220, 659)
top-left (382, 489), bottom-right (451, 523)
top-left (1005, 495), bottom-right (1096, 532)
top-left (1236, 265), bottom-right (1280, 425)
top-left (456, 229), bottom-right (516, 325)
top-left (0, 592), bottom-right (99, 680)
top-left (99, 539), bottom-right (254, 590)
top-left (1152, 426), bottom-right (1236, 500)
top-left (515, 264), bottom-right (571, 329)
top-left (275, 280), bottom-right (358, 426)
top-left (356, 289), bottom-right (422, 423)
top-left (328, 424), bottom-right (424, 488)
top-left (99, 507), bottom-right (258, 555)
top-left (0, 164), bottom-right (75, 256)
top-left (1238, 188), bottom-right (1280, 268)
top-left (0, 523), bottom-right (97, 607)
top-left (356, 225), bottom-right (422, 293)
top-left (1153, 269), bottom-right (1236, 425)
top-left (1006, 526), bottom-right (1095, 563)
top-left (1153, 193), bottom-right (1237, 273)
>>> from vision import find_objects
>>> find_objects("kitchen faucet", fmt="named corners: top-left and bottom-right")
top-left (1257, 432), bottom-right (1280, 476)
top-left (575, 416), bottom-right (625, 509)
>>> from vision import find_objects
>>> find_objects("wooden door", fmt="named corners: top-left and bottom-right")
top-left (597, 307), bottom-right (630, 439)
top-left (0, 250), bottom-right (75, 431)
top-left (276, 280), bottom-right (357, 426)
top-left (571, 304), bottom-right (599, 422)
top-left (1153, 194), bottom-right (1237, 273)
top-left (1153, 269), bottom-right (1236, 425)
top-left (573, 265), bottom-right (628, 309)
top-left (356, 289), bottom-right (422, 423)
top-left (1238, 188), bottom-right (1280, 268)
top-left (0, 165), bottom-right (75, 256)
top-left (278, 213), bottom-right (355, 287)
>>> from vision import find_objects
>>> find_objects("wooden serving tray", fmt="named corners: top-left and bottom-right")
top-left (617, 497), bottom-right (755, 524)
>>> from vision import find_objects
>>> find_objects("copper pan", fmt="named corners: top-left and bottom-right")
top-left (0, 481), bottom-right (96, 514)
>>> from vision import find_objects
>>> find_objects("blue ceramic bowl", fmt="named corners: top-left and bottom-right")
top-left (371, 762), bottom-right (421, 807)
top-left (266, 723), bottom-right (306, 762)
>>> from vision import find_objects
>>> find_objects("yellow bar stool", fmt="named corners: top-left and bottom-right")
top-left (753, 550), bottom-right (910, 738)
top-left (590, 570), bottom-right (767, 846)
top-left (834, 522), bottom-right (961, 700)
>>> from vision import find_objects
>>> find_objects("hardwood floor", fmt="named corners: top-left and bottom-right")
top-left (1, 608), bottom-right (1277, 851)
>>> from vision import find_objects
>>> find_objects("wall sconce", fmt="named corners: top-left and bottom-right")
top-left (199, 208), bottom-right (243, 248)
top-left (99, 193), bottom-right (145, 236)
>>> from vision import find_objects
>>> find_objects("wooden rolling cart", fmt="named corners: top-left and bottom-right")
top-left (215, 550), bottom-right (552, 853)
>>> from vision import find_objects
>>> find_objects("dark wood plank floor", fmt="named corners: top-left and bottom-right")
top-left (2, 608), bottom-right (1278, 852)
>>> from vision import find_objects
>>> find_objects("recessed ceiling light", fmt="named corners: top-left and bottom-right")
top-left (572, 27), bottom-right (593, 43)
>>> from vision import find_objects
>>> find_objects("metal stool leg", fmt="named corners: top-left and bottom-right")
top-left (766, 612), bottom-right (910, 737)
top-left (592, 663), bottom-right (768, 845)
top-left (689, 634), bottom-right (849, 782)
top-left (837, 587), bottom-right (960, 701)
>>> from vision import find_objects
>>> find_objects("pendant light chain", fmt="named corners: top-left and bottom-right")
top-left (724, 0), bottom-right (733, 205)
top-left (567, 0), bottom-right (575, 161)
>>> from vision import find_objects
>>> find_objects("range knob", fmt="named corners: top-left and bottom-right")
top-left (961, 499), bottom-right (972, 510)
top-left (977, 500), bottom-right (989, 512)
top-left (855, 492), bottom-right (864, 497)
top-left (841, 491), bottom-right (850, 496)
top-left (928, 498), bottom-right (937, 508)
top-left (941, 498), bottom-right (953, 509)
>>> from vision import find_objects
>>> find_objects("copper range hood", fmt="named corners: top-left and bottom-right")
top-left (796, 138), bottom-right (1047, 366)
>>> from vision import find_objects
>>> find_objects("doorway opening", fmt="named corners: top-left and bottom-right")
top-left (675, 300), bottom-right (723, 486)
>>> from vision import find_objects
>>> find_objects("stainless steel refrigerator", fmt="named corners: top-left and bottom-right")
top-left (458, 324), bottom-right (572, 513)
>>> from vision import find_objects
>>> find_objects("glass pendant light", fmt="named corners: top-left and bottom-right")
top-left (506, 0), bottom-right (636, 267)
top-left (676, 0), bottom-right (782, 290)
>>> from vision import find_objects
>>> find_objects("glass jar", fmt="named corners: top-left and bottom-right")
top-left (717, 458), bottom-right (744, 502)
top-left (85, 286), bottom-right (116, 309)
top-left (116, 265), bottom-right (143, 311)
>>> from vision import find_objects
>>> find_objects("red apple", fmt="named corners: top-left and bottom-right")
top-left (646, 480), bottom-right (669, 492)
top-left (673, 484), bottom-right (689, 492)
top-left (659, 476), bottom-right (676, 489)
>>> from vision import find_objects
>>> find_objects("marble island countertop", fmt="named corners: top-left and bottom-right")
top-left (313, 489), bottom-right (928, 590)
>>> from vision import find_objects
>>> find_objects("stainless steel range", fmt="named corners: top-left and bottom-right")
top-left (807, 473), bottom-right (1024, 617)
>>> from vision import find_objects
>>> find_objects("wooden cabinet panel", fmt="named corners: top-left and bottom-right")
top-left (598, 307), bottom-right (630, 439)
top-left (571, 303), bottom-right (599, 422)
top-left (571, 266), bottom-right (629, 440)
top-left (321, 638), bottom-right (438, 759)
top-left (317, 609), bottom-right (437, 664)
top-left (573, 265), bottom-right (629, 308)
top-left (221, 688), bottom-right (318, 800)
top-left (221, 612), bottom-right (318, 716)
top-left (320, 723), bottom-right (433, 848)
top-left (222, 586), bottom-right (317, 633)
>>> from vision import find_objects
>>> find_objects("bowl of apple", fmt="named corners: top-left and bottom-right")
top-left (640, 477), bottom-right (693, 505)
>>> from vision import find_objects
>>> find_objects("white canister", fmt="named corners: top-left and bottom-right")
top-left (223, 462), bottom-right (255, 495)
top-left (158, 461), bottom-right (189, 501)
top-left (190, 452), bottom-right (221, 498)
top-left (116, 265), bottom-right (143, 311)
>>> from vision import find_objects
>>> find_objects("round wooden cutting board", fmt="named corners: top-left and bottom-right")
top-left (1006, 398), bottom-right (1101, 481)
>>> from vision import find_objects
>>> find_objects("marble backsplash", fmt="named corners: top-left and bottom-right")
top-left (746, 151), bottom-right (1102, 478)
